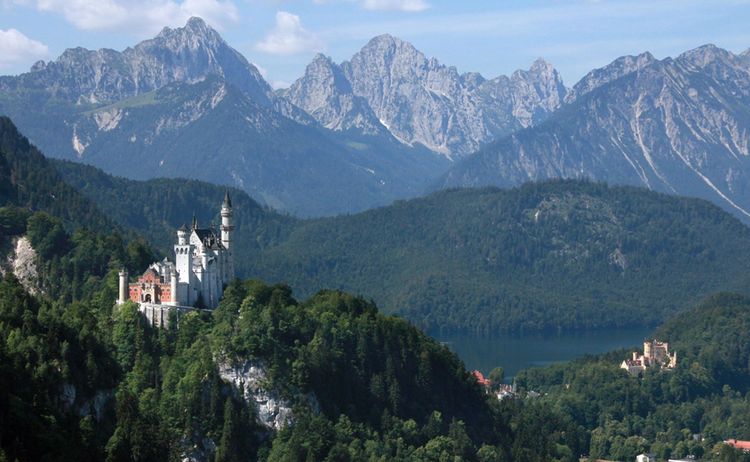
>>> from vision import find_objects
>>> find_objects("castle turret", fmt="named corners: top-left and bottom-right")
top-left (220, 191), bottom-right (235, 282)
top-left (177, 223), bottom-right (188, 245)
top-left (169, 267), bottom-right (179, 306)
top-left (118, 269), bottom-right (128, 304)
top-left (175, 224), bottom-right (194, 304)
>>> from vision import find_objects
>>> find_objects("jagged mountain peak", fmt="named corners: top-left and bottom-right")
top-left (152, 16), bottom-right (222, 45)
top-left (364, 33), bottom-right (410, 49)
top-left (354, 34), bottom-right (427, 67)
top-left (0, 16), bottom-right (273, 106)
top-left (677, 43), bottom-right (735, 67)
top-left (285, 34), bottom-right (567, 157)
top-left (566, 51), bottom-right (657, 102)
top-left (285, 49), bottom-right (384, 135)
top-left (529, 58), bottom-right (555, 72)
top-left (186, 16), bottom-right (210, 31)
top-left (311, 52), bottom-right (334, 64)
top-left (441, 41), bottom-right (750, 223)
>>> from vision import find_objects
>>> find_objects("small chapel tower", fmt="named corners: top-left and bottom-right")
top-left (221, 191), bottom-right (235, 281)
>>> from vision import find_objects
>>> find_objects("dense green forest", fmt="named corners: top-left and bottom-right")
top-left (0, 116), bottom-right (114, 233)
top-left (4, 115), bottom-right (750, 461)
top-left (515, 293), bottom-right (750, 462)
top-left (0, 202), bottom-right (563, 461)
top-left (56, 156), bottom-right (750, 333)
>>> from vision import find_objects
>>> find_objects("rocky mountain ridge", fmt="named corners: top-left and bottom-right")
top-left (0, 20), bottom-right (449, 216)
top-left (285, 34), bottom-right (568, 158)
top-left (0, 17), bottom-right (272, 106)
top-left (440, 43), bottom-right (750, 222)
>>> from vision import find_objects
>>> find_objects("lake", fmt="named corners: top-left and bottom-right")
top-left (437, 327), bottom-right (652, 379)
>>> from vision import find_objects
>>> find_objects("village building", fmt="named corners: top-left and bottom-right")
top-left (116, 193), bottom-right (235, 326)
top-left (472, 370), bottom-right (490, 389)
top-left (621, 339), bottom-right (677, 376)
top-left (724, 439), bottom-right (750, 453)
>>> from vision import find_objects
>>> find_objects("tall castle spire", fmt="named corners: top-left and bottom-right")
top-left (221, 191), bottom-right (235, 282)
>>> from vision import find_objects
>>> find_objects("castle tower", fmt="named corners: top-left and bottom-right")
top-left (220, 191), bottom-right (235, 281)
top-left (117, 269), bottom-right (128, 304)
top-left (169, 267), bottom-right (179, 306)
top-left (175, 224), bottom-right (194, 304)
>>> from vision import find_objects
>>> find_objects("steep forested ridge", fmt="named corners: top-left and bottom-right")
top-left (55, 157), bottom-right (750, 333)
top-left (0, 116), bottom-right (113, 233)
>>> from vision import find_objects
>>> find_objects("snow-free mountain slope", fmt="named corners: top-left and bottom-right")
top-left (287, 34), bottom-right (568, 157)
top-left (440, 44), bottom-right (750, 222)
top-left (0, 17), bottom-right (272, 106)
top-left (0, 19), bottom-right (450, 217)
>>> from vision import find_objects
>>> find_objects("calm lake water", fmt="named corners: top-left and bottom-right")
top-left (437, 327), bottom-right (652, 379)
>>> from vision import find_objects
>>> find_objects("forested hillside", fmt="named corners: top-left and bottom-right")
top-left (55, 157), bottom-right (750, 333)
top-left (0, 116), bottom-right (114, 233)
top-left (0, 113), bottom-right (575, 462)
top-left (516, 293), bottom-right (750, 462)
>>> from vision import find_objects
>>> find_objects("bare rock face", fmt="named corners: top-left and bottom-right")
top-left (218, 360), bottom-right (294, 431)
top-left (7, 237), bottom-right (39, 295)
top-left (284, 54), bottom-right (386, 135)
top-left (441, 44), bottom-right (750, 222)
top-left (287, 34), bottom-right (568, 158)
top-left (565, 52), bottom-right (656, 103)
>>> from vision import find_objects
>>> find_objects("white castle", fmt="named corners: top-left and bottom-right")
top-left (116, 192), bottom-right (235, 325)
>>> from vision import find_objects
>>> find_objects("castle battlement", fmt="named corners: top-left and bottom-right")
top-left (116, 192), bottom-right (235, 326)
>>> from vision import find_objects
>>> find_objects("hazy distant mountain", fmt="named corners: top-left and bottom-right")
top-left (0, 17), bottom-right (273, 106)
top-left (286, 35), bottom-right (568, 158)
top-left (564, 52), bottom-right (656, 102)
top-left (0, 18), bottom-right (448, 217)
top-left (440, 44), bottom-right (750, 222)
top-left (284, 54), bottom-right (387, 136)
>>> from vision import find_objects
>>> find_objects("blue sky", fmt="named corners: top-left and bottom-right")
top-left (1, 0), bottom-right (750, 89)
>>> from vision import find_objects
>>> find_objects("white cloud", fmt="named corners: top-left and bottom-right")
top-left (255, 11), bottom-right (323, 55)
top-left (0, 28), bottom-right (49, 70)
top-left (361, 0), bottom-right (429, 12)
top-left (32, 0), bottom-right (239, 35)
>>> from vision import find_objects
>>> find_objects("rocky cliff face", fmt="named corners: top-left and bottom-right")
top-left (218, 360), bottom-right (295, 431)
top-left (284, 54), bottom-right (386, 135)
top-left (287, 35), bottom-right (568, 158)
top-left (2, 236), bottom-right (39, 295)
top-left (564, 52), bottom-right (656, 103)
top-left (440, 44), bottom-right (750, 221)
top-left (0, 17), bottom-right (272, 106)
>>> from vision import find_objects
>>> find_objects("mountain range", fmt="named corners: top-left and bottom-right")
top-left (2, 17), bottom-right (750, 221)
top-left (441, 45), bottom-right (750, 221)
top-left (0, 17), bottom-right (569, 216)
top-left (284, 35), bottom-right (567, 157)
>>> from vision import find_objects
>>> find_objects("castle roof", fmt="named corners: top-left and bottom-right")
top-left (223, 191), bottom-right (232, 208)
top-left (193, 228), bottom-right (224, 250)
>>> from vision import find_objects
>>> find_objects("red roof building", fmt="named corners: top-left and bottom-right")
top-left (725, 439), bottom-right (750, 452)
top-left (473, 370), bottom-right (490, 387)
